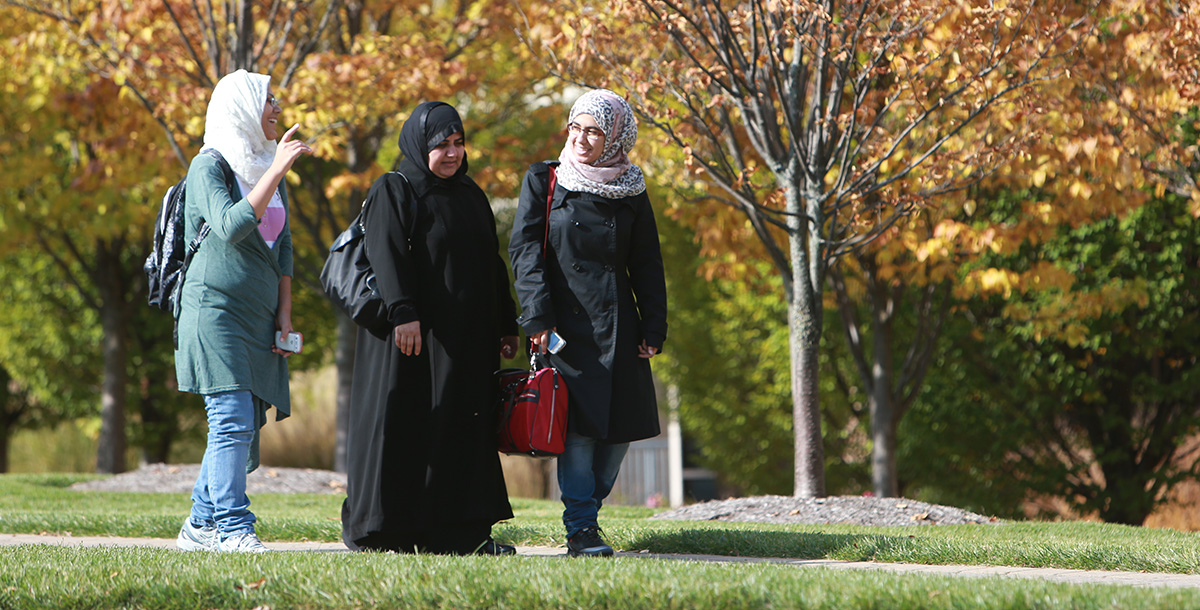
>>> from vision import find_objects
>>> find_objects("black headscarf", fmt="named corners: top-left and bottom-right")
top-left (398, 101), bottom-right (469, 180)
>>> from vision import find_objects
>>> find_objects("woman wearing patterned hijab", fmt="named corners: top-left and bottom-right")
top-left (174, 69), bottom-right (311, 553)
top-left (341, 101), bottom-right (520, 555)
top-left (509, 89), bottom-right (668, 557)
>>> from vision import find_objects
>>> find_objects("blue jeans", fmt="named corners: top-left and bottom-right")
top-left (189, 390), bottom-right (256, 537)
top-left (558, 432), bottom-right (629, 537)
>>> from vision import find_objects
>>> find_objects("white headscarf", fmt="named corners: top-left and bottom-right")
top-left (556, 89), bottom-right (646, 199)
top-left (202, 70), bottom-right (276, 187)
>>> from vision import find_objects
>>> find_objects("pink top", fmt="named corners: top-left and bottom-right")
top-left (237, 177), bottom-right (286, 248)
top-left (259, 202), bottom-right (286, 248)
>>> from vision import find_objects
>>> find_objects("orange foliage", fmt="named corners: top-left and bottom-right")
top-left (925, 1), bottom-right (1200, 341)
top-left (538, 1), bottom-right (1096, 287)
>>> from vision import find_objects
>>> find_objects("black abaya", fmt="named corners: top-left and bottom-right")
top-left (341, 122), bottom-right (517, 553)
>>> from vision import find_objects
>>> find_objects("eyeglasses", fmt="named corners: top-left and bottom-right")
top-left (266, 94), bottom-right (281, 108)
top-left (567, 122), bottom-right (605, 140)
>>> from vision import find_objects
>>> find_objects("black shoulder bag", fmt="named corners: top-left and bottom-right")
top-left (319, 172), bottom-right (415, 340)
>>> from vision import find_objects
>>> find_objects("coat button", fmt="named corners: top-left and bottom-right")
top-left (574, 221), bottom-right (581, 227)
top-left (572, 263), bottom-right (583, 271)
top-left (605, 220), bottom-right (614, 228)
top-left (572, 306), bottom-right (580, 314)
top-left (603, 264), bottom-right (613, 272)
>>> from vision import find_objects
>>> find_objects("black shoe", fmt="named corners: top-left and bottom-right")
top-left (566, 526), bottom-right (613, 557)
top-left (474, 538), bottom-right (517, 556)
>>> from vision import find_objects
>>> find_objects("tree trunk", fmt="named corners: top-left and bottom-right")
top-left (868, 397), bottom-right (899, 497)
top-left (790, 296), bottom-right (826, 497)
top-left (789, 181), bottom-right (826, 498)
top-left (333, 314), bottom-right (357, 473)
top-left (869, 284), bottom-right (899, 497)
top-left (96, 259), bottom-right (129, 474)
top-left (234, 1), bottom-right (253, 71)
top-left (0, 366), bottom-right (11, 473)
top-left (0, 416), bottom-right (9, 473)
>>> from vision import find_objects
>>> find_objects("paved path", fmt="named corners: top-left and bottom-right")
top-left (3, 533), bottom-right (1198, 590)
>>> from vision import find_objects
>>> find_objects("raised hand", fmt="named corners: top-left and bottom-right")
top-left (272, 124), bottom-right (312, 173)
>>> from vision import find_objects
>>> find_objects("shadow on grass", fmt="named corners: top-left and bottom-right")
top-left (628, 528), bottom-right (910, 561)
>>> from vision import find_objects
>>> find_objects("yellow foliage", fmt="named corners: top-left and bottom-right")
top-left (964, 268), bottom-right (1019, 299)
top-left (1023, 262), bottom-right (1075, 292)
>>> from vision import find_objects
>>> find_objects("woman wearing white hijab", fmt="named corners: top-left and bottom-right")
top-left (509, 89), bottom-right (668, 557)
top-left (174, 69), bottom-right (311, 553)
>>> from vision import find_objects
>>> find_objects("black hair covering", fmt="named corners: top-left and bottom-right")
top-left (397, 101), bottom-right (468, 180)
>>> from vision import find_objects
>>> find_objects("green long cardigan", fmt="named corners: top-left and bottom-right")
top-left (174, 153), bottom-right (292, 466)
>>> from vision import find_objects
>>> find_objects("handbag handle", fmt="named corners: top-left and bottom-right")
top-left (528, 163), bottom-right (559, 359)
top-left (542, 164), bottom-right (557, 258)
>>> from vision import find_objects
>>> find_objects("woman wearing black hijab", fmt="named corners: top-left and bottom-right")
top-left (341, 101), bottom-right (520, 555)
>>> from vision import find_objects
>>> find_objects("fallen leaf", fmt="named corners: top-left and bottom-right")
top-left (789, 509), bottom-right (801, 515)
top-left (896, 503), bottom-right (909, 509)
top-left (911, 512), bottom-right (931, 521)
top-left (236, 578), bottom-right (268, 591)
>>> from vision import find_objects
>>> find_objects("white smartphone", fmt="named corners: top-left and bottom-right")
top-left (546, 331), bottom-right (567, 354)
top-left (275, 331), bottom-right (303, 353)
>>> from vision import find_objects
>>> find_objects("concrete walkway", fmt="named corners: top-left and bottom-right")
top-left (3, 533), bottom-right (1198, 590)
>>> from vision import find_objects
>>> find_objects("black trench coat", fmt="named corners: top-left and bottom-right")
top-left (509, 162), bottom-right (668, 444)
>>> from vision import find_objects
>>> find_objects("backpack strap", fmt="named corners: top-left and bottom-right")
top-left (172, 148), bottom-right (237, 326)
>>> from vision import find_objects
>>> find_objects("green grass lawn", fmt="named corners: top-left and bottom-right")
top-left (3, 473), bottom-right (1200, 609)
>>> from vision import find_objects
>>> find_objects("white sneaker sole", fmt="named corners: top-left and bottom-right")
top-left (176, 531), bottom-right (214, 552)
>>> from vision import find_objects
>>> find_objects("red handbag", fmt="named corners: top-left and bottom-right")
top-left (495, 163), bottom-right (568, 457)
top-left (495, 356), bottom-right (568, 457)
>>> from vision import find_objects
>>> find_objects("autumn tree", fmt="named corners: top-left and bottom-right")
top-left (818, 0), bottom-right (1199, 498)
top-left (282, 0), bottom-right (565, 471)
top-left (0, 251), bottom-right (100, 473)
top-left (1, 0), bottom-right (336, 472)
top-left (905, 189), bottom-right (1200, 525)
top-left (888, 0), bottom-right (1200, 516)
top-left (1, 11), bottom-right (174, 472)
top-left (4, 0), bottom-right (569, 473)
top-left (538, 0), bottom-right (1092, 496)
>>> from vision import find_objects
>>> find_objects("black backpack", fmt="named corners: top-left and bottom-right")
top-left (144, 148), bottom-right (236, 314)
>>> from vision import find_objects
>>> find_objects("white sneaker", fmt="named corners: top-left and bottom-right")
top-left (176, 519), bottom-right (217, 552)
top-left (217, 531), bottom-right (270, 553)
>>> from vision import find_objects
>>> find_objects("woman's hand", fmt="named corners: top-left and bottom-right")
top-left (249, 126), bottom-right (311, 219)
top-left (500, 336), bottom-right (519, 360)
top-left (272, 277), bottom-right (296, 357)
top-left (394, 321), bottom-right (422, 356)
top-left (529, 329), bottom-right (553, 355)
top-left (637, 340), bottom-right (659, 359)
top-left (271, 124), bottom-right (312, 174)
top-left (272, 316), bottom-right (298, 357)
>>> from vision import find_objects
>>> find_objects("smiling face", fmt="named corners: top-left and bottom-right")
top-left (567, 113), bottom-right (606, 166)
top-left (261, 91), bottom-right (281, 140)
top-left (427, 132), bottom-right (465, 178)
